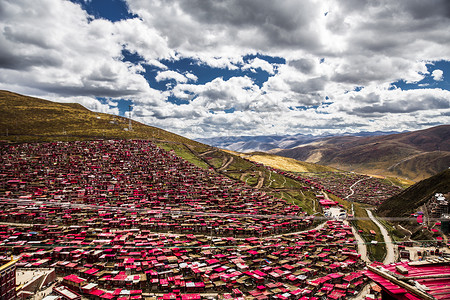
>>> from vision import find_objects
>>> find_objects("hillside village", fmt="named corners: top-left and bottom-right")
top-left (0, 140), bottom-right (367, 299)
top-left (0, 88), bottom-right (449, 300)
top-left (1, 0), bottom-right (450, 298)
top-left (0, 139), bottom-right (449, 300)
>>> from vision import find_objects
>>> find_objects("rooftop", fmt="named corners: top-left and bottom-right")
top-left (364, 259), bottom-right (450, 300)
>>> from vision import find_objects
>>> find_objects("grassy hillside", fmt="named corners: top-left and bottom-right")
top-left (376, 169), bottom-right (450, 242)
top-left (377, 169), bottom-right (450, 218)
top-left (387, 151), bottom-right (450, 181)
top-left (234, 151), bottom-right (340, 173)
top-left (0, 90), bottom-right (206, 149)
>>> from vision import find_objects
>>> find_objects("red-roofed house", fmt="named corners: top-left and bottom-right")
top-left (364, 260), bottom-right (450, 300)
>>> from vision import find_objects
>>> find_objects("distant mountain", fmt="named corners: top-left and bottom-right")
top-left (274, 125), bottom-right (450, 181)
top-left (196, 131), bottom-right (400, 153)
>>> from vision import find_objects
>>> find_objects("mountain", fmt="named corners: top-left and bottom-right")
top-left (196, 131), bottom-right (400, 153)
top-left (0, 90), bottom-right (202, 147)
top-left (274, 126), bottom-right (450, 181)
top-left (376, 169), bottom-right (450, 240)
top-left (377, 169), bottom-right (450, 218)
top-left (196, 134), bottom-right (318, 152)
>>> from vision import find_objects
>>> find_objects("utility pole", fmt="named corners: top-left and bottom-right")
top-left (128, 105), bottom-right (133, 131)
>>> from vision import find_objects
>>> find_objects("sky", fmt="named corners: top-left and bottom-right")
top-left (0, 0), bottom-right (449, 139)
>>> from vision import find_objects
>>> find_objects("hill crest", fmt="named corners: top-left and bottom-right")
top-left (0, 90), bottom-right (202, 147)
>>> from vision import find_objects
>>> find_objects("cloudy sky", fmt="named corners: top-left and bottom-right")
top-left (1, 0), bottom-right (449, 138)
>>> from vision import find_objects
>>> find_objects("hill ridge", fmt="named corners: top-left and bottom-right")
top-left (0, 90), bottom-right (202, 147)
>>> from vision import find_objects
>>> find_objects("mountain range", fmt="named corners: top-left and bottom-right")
top-left (198, 125), bottom-right (449, 182)
top-left (274, 126), bottom-right (450, 181)
top-left (196, 131), bottom-right (401, 153)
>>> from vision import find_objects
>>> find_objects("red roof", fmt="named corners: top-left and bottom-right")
top-left (101, 293), bottom-right (114, 299)
top-left (181, 294), bottom-right (201, 300)
top-left (90, 289), bottom-right (104, 296)
top-left (364, 261), bottom-right (450, 300)
top-left (63, 274), bottom-right (86, 284)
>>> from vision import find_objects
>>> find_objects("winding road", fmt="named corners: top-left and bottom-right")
top-left (345, 178), bottom-right (369, 200)
top-left (218, 156), bottom-right (234, 171)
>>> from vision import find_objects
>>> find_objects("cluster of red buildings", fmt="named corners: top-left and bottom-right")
top-left (1, 140), bottom-right (311, 237)
top-left (0, 140), bottom-right (369, 298)
top-left (364, 259), bottom-right (450, 300)
top-left (1, 220), bottom-right (366, 299)
top-left (276, 171), bottom-right (401, 205)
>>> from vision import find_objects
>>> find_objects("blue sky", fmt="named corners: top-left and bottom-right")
top-left (0, 0), bottom-right (449, 138)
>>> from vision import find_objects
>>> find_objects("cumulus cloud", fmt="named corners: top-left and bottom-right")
top-left (176, 76), bottom-right (260, 111)
top-left (242, 58), bottom-right (275, 74)
top-left (126, 0), bottom-right (326, 55)
top-left (185, 73), bottom-right (198, 82)
top-left (432, 69), bottom-right (444, 81)
top-left (155, 70), bottom-right (189, 84)
top-left (288, 58), bottom-right (317, 74)
top-left (0, 0), bottom-right (449, 138)
top-left (334, 87), bottom-right (450, 116)
top-left (0, 0), bottom-right (166, 105)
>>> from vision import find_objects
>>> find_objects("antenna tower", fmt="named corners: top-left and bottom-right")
top-left (128, 105), bottom-right (133, 131)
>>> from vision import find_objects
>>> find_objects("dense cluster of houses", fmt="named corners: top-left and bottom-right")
top-left (247, 158), bottom-right (401, 206)
top-left (0, 220), bottom-right (366, 299)
top-left (0, 140), bottom-right (312, 237)
top-left (277, 172), bottom-right (401, 206)
top-left (429, 193), bottom-right (449, 219)
top-left (364, 259), bottom-right (450, 299)
top-left (0, 140), bottom-right (368, 298)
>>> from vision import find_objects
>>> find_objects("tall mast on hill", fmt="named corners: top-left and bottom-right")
top-left (128, 105), bottom-right (133, 131)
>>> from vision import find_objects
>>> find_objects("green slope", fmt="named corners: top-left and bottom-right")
top-left (0, 90), bottom-right (206, 149)
top-left (377, 169), bottom-right (450, 218)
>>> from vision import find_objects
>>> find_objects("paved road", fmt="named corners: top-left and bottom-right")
top-left (345, 221), bottom-right (370, 263)
top-left (366, 209), bottom-right (396, 264)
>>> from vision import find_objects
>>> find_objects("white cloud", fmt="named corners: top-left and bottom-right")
top-left (0, 0), bottom-right (167, 108)
top-left (155, 70), bottom-right (189, 83)
top-left (432, 69), bottom-right (444, 81)
top-left (242, 58), bottom-right (275, 74)
top-left (185, 73), bottom-right (198, 82)
top-left (127, 0), bottom-right (326, 56)
top-left (175, 76), bottom-right (260, 111)
top-left (0, 0), bottom-right (449, 138)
